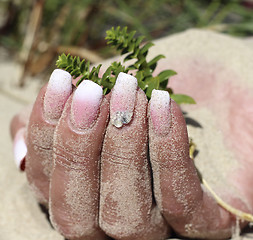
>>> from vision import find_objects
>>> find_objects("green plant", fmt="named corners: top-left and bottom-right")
top-left (56, 26), bottom-right (195, 104)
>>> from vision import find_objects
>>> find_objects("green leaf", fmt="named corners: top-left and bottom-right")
top-left (66, 54), bottom-right (72, 65)
top-left (56, 54), bottom-right (66, 68)
top-left (159, 79), bottom-right (168, 89)
top-left (79, 60), bottom-right (86, 73)
top-left (73, 56), bottom-right (77, 68)
top-left (77, 57), bottom-right (81, 65)
top-left (103, 88), bottom-right (108, 95)
top-left (70, 69), bottom-right (80, 77)
top-left (140, 42), bottom-right (154, 55)
top-left (122, 26), bottom-right (128, 35)
top-left (82, 72), bottom-right (90, 79)
top-left (128, 30), bottom-right (136, 43)
top-left (145, 77), bottom-right (160, 99)
top-left (102, 66), bottom-right (112, 82)
top-left (65, 65), bottom-right (73, 72)
top-left (147, 55), bottom-right (165, 71)
top-left (85, 61), bottom-right (90, 72)
top-left (60, 53), bottom-right (67, 63)
top-left (136, 36), bottom-right (145, 47)
top-left (117, 43), bottom-right (124, 51)
top-left (76, 76), bottom-right (85, 86)
top-left (166, 88), bottom-right (174, 94)
top-left (127, 64), bottom-right (136, 70)
top-left (133, 57), bottom-right (146, 69)
top-left (95, 64), bottom-right (102, 75)
top-left (124, 52), bottom-right (135, 61)
top-left (158, 70), bottom-right (177, 82)
top-left (128, 42), bottom-right (136, 53)
top-left (170, 94), bottom-right (196, 105)
top-left (136, 71), bottom-right (146, 89)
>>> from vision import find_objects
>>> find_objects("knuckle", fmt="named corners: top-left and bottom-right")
top-left (101, 150), bottom-right (132, 167)
top-left (53, 145), bottom-right (90, 170)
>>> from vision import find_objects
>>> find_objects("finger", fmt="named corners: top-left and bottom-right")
top-left (13, 127), bottom-right (27, 171)
top-left (148, 90), bottom-right (250, 239)
top-left (99, 73), bottom-right (170, 240)
top-left (10, 105), bottom-right (32, 140)
top-left (49, 80), bottom-right (109, 240)
top-left (26, 69), bottom-right (72, 205)
top-left (10, 105), bottom-right (32, 170)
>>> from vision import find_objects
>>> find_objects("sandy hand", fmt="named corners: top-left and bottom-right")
top-left (10, 70), bottom-right (251, 239)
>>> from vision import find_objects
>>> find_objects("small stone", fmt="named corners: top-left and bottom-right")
top-left (111, 111), bottom-right (133, 128)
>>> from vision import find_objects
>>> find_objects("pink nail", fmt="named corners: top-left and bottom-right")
top-left (44, 69), bottom-right (72, 120)
top-left (150, 90), bottom-right (171, 135)
top-left (13, 128), bottom-right (27, 171)
top-left (71, 80), bottom-right (103, 129)
top-left (110, 72), bottom-right (137, 128)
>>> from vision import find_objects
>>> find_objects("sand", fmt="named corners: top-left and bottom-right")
top-left (1, 29), bottom-right (253, 239)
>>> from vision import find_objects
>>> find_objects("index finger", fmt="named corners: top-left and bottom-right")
top-left (25, 69), bottom-right (72, 205)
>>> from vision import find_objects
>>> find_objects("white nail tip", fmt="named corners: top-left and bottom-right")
top-left (71, 80), bottom-right (103, 128)
top-left (44, 69), bottom-right (72, 120)
top-left (114, 72), bottom-right (138, 90)
top-left (73, 80), bottom-right (103, 103)
top-left (150, 89), bottom-right (170, 107)
top-left (47, 69), bottom-right (72, 92)
top-left (13, 129), bottom-right (27, 170)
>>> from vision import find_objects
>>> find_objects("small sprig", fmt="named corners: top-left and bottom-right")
top-left (56, 54), bottom-right (128, 94)
top-left (106, 26), bottom-right (178, 100)
top-left (56, 26), bottom-right (196, 104)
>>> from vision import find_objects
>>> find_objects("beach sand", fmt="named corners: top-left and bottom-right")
top-left (1, 29), bottom-right (253, 239)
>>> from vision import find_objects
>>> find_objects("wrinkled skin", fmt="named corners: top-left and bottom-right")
top-left (10, 55), bottom-right (253, 239)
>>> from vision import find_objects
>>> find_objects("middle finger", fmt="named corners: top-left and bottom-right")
top-left (99, 73), bottom-right (170, 240)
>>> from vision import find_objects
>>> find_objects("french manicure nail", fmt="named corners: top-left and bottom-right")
top-left (150, 90), bottom-right (171, 135)
top-left (110, 72), bottom-right (138, 128)
top-left (44, 69), bottom-right (72, 120)
top-left (13, 128), bottom-right (27, 171)
top-left (71, 80), bottom-right (103, 129)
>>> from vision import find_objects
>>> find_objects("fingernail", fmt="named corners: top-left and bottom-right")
top-left (150, 90), bottom-right (171, 135)
top-left (13, 128), bottom-right (27, 171)
top-left (71, 80), bottom-right (103, 129)
top-left (110, 72), bottom-right (138, 128)
top-left (44, 69), bottom-right (72, 120)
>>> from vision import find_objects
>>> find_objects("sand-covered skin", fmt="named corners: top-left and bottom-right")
top-left (25, 70), bottom-right (73, 206)
top-left (2, 29), bottom-right (253, 239)
top-left (100, 88), bottom-right (169, 240)
top-left (10, 104), bottom-right (32, 139)
top-left (49, 93), bottom-right (110, 240)
top-left (101, 29), bottom-right (253, 223)
top-left (156, 37), bottom-right (253, 212)
top-left (25, 84), bottom-right (57, 205)
top-left (148, 97), bottom-right (248, 239)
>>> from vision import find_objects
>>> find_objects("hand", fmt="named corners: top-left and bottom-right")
top-left (11, 69), bottom-right (252, 240)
